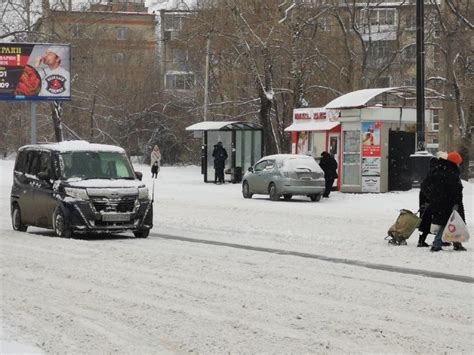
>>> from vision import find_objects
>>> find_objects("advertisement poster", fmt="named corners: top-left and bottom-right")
top-left (0, 43), bottom-right (71, 101)
top-left (362, 122), bottom-right (382, 157)
top-left (362, 157), bottom-right (381, 177)
top-left (362, 176), bottom-right (380, 193)
top-left (362, 157), bottom-right (381, 192)
top-left (297, 131), bottom-right (309, 154)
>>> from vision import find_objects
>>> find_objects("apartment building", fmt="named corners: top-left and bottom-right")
top-left (298, 0), bottom-right (464, 151)
top-left (159, 9), bottom-right (195, 93)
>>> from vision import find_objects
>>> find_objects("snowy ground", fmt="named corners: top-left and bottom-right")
top-left (1, 160), bottom-right (473, 354)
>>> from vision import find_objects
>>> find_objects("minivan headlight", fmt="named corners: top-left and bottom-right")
top-left (64, 187), bottom-right (89, 201)
top-left (138, 187), bottom-right (149, 200)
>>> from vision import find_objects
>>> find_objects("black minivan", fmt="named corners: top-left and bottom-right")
top-left (11, 141), bottom-right (153, 238)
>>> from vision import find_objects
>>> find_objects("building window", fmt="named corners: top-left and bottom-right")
top-left (404, 77), bottom-right (416, 86)
top-left (70, 24), bottom-right (82, 38)
top-left (171, 48), bottom-right (187, 64)
top-left (433, 47), bottom-right (443, 68)
top-left (367, 40), bottom-right (394, 67)
top-left (466, 56), bottom-right (474, 75)
top-left (360, 8), bottom-right (397, 32)
top-left (375, 76), bottom-right (390, 87)
top-left (432, 110), bottom-right (439, 132)
top-left (165, 72), bottom-right (194, 90)
top-left (317, 17), bottom-right (329, 32)
top-left (405, 15), bottom-right (416, 31)
top-left (116, 27), bottom-right (128, 40)
top-left (113, 52), bottom-right (124, 63)
top-left (164, 15), bottom-right (183, 31)
top-left (404, 44), bottom-right (416, 61)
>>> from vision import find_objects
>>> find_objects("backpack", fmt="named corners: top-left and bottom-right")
top-left (385, 209), bottom-right (421, 245)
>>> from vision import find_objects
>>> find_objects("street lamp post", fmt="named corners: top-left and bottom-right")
top-left (416, 0), bottom-right (425, 151)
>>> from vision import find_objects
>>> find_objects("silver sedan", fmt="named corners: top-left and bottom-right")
top-left (242, 154), bottom-right (325, 201)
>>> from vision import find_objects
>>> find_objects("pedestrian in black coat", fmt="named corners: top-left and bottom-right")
top-left (421, 151), bottom-right (466, 252)
top-left (319, 151), bottom-right (338, 198)
top-left (417, 157), bottom-right (440, 247)
top-left (212, 142), bottom-right (228, 184)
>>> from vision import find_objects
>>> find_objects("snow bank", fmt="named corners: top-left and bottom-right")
top-left (1, 160), bottom-right (472, 353)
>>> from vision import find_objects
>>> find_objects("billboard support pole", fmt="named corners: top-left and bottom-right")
top-left (31, 102), bottom-right (37, 144)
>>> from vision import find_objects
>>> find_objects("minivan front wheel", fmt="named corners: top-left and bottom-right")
top-left (269, 183), bottom-right (280, 201)
top-left (53, 208), bottom-right (72, 238)
top-left (134, 229), bottom-right (150, 238)
top-left (12, 204), bottom-right (27, 232)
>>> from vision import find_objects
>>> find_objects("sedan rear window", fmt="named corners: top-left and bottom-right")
top-left (282, 158), bottom-right (321, 172)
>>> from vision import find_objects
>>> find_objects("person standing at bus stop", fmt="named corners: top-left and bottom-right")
top-left (212, 142), bottom-right (228, 184)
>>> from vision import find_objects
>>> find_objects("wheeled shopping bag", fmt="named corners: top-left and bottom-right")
top-left (385, 209), bottom-right (422, 245)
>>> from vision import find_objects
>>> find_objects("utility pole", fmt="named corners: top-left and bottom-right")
top-left (416, 0), bottom-right (425, 151)
top-left (26, 0), bottom-right (37, 144)
top-left (203, 35), bottom-right (210, 121)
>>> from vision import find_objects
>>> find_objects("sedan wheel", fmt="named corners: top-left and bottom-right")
top-left (242, 181), bottom-right (253, 199)
top-left (310, 194), bottom-right (322, 202)
top-left (269, 183), bottom-right (280, 201)
top-left (12, 205), bottom-right (27, 232)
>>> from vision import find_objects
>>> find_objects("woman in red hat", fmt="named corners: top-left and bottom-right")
top-left (421, 151), bottom-right (467, 251)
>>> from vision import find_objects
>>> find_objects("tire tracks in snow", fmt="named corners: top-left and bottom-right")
top-left (150, 232), bottom-right (474, 284)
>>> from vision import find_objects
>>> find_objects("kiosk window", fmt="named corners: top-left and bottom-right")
top-left (343, 131), bottom-right (361, 186)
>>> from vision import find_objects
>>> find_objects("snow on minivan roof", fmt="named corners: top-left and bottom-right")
top-left (20, 140), bottom-right (125, 153)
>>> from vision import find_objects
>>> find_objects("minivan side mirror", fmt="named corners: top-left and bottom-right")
top-left (135, 171), bottom-right (143, 181)
top-left (37, 171), bottom-right (50, 181)
top-left (248, 167), bottom-right (254, 173)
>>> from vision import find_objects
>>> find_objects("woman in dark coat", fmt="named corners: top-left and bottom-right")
top-left (319, 151), bottom-right (338, 198)
top-left (417, 157), bottom-right (440, 247)
top-left (421, 152), bottom-right (466, 252)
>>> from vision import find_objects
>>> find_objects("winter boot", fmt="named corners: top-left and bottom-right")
top-left (442, 242), bottom-right (452, 247)
top-left (453, 243), bottom-right (467, 251)
top-left (417, 234), bottom-right (429, 247)
top-left (430, 246), bottom-right (442, 252)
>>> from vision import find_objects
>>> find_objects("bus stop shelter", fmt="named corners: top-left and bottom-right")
top-left (186, 121), bottom-right (263, 183)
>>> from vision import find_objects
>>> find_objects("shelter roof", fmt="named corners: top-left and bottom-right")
top-left (186, 121), bottom-right (262, 131)
top-left (325, 87), bottom-right (441, 110)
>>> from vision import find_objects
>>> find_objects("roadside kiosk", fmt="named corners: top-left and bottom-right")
top-left (186, 121), bottom-right (263, 183)
top-left (324, 87), bottom-right (435, 193)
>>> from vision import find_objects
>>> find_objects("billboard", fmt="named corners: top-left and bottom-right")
top-left (0, 43), bottom-right (71, 101)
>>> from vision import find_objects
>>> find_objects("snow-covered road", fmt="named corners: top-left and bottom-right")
top-left (1, 160), bottom-right (473, 353)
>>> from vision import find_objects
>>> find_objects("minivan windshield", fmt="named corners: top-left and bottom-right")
top-left (60, 151), bottom-right (135, 180)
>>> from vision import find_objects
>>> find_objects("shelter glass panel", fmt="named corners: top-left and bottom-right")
top-left (252, 131), bottom-right (262, 166)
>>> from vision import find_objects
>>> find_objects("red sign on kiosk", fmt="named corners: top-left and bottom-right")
top-left (362, 121), bottom-right (382, 157)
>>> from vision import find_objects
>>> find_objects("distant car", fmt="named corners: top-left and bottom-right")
top-left (242, 154), bottom-right (325, 201)
top-left (11, 141), bottom-right (153, 238)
